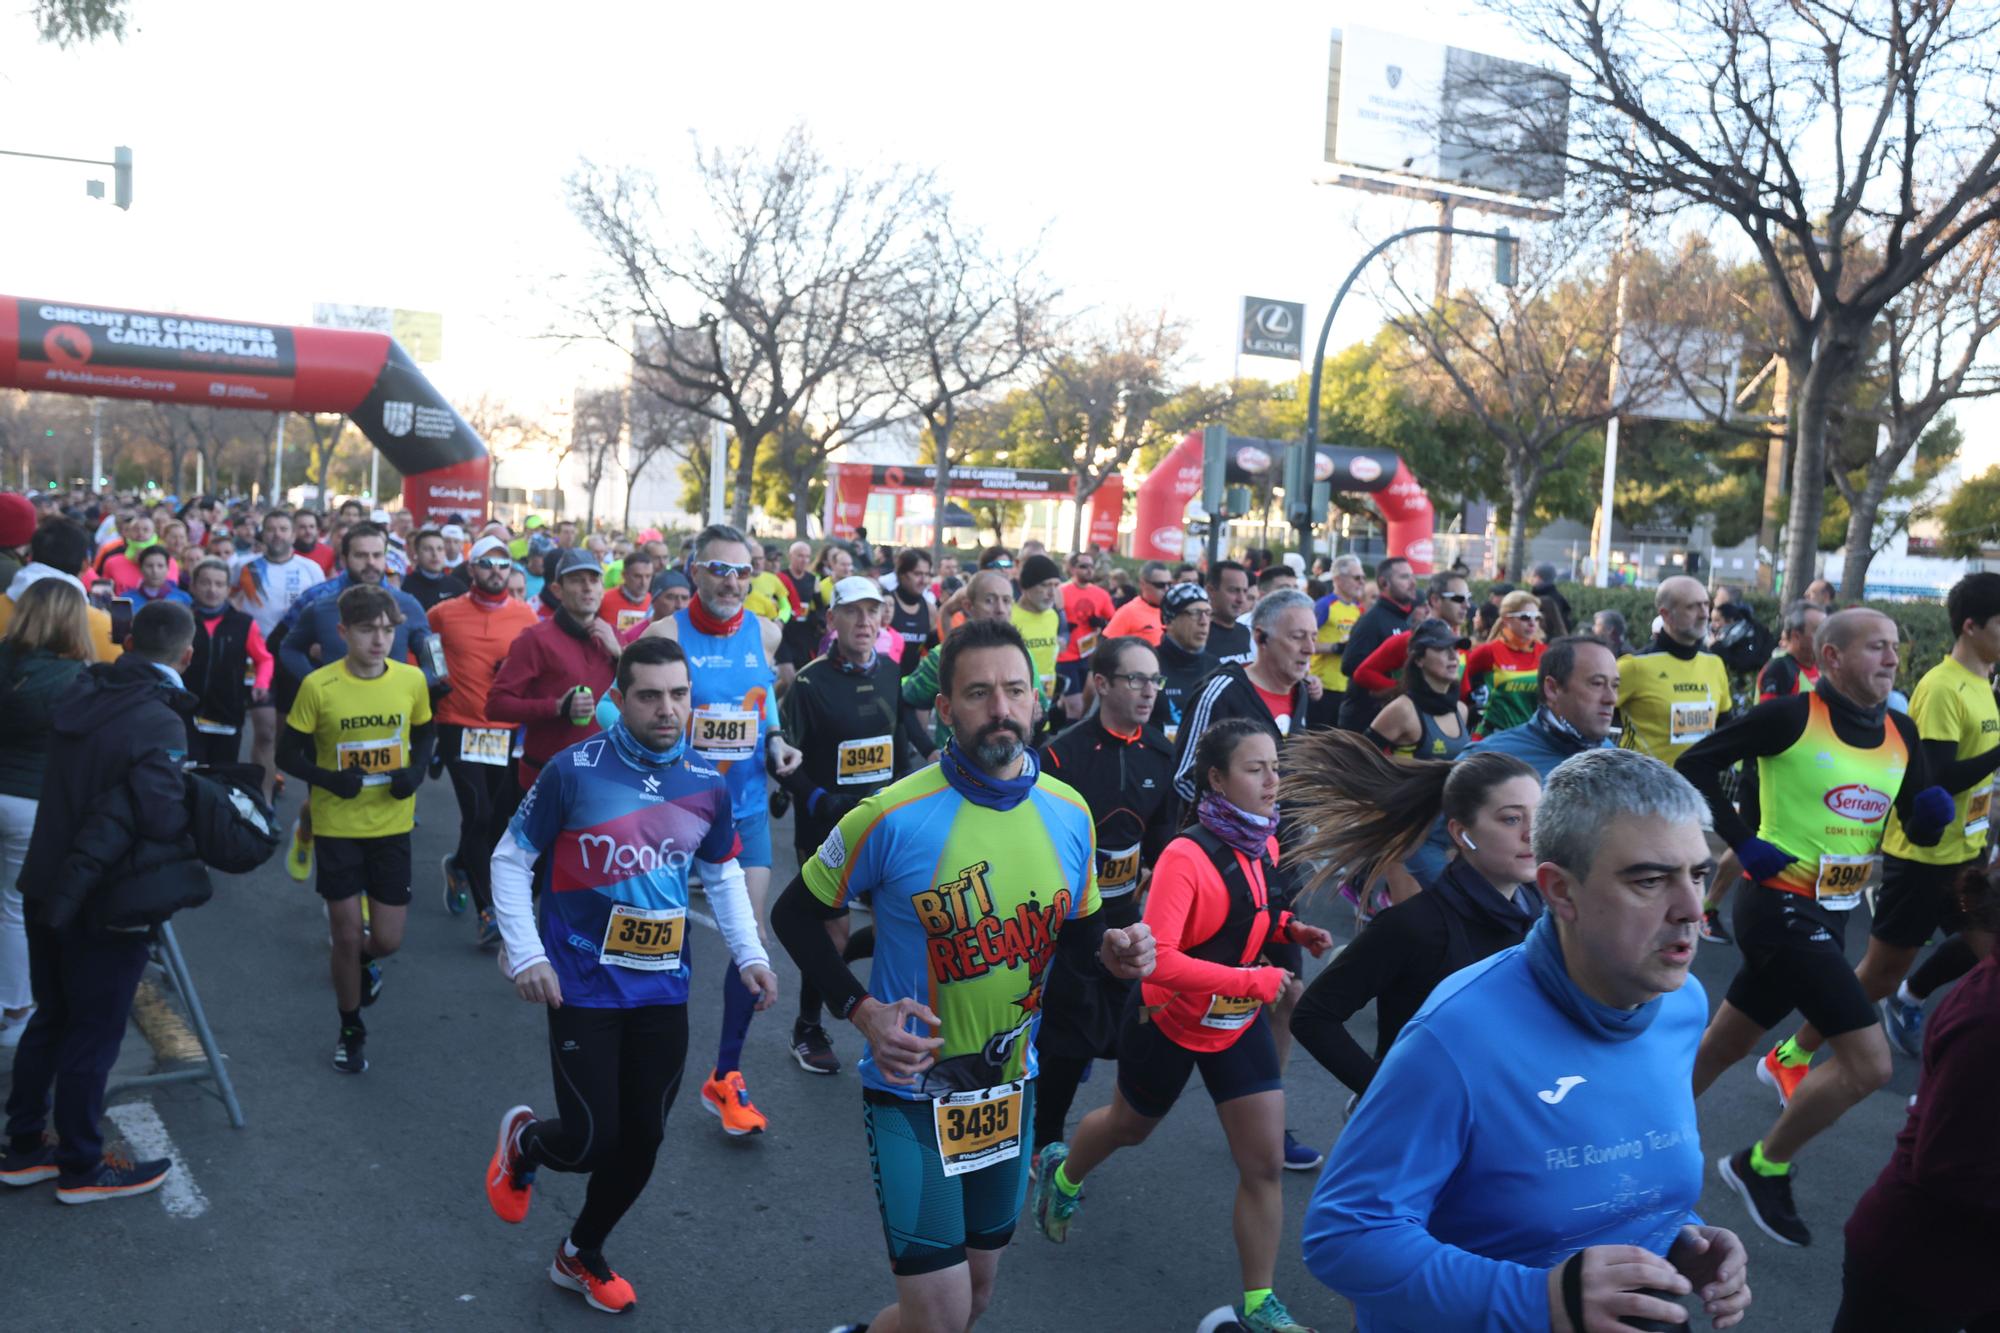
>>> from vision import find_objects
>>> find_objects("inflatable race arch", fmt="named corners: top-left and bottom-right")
top-left (1131, 431), bottom-right (1436, 572)
top-left (0, 295), bottom-right (489, 523)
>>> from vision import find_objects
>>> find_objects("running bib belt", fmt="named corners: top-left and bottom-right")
top-left (674, 607), bottom-right (777, 822)
top-left (1098, 842), bottom-right (1141, 898)
top-left (802, 764), bottom-right (1099, 1099)
top-left (337, 736), bottom-right (404, 786)
top-left (509, 736), bottom-right (739, 1008)
top-left (836, 735), bottom-right (894, 786)
top-left (932, 1080), bottom-right (1025, 1177)
top-left (1201, 993), bottom-right (1261, 1030)
top-left (459, 727), bottom-right (511, 766)
top-left (599, 903), bottom-right (686, 972)
top-left (691, 706), bottom-right (758, 763)
top-left (1883, 654), bottom-right (2000, 864)
top-left (1754, 691), bottom-right (1909, 904)
top-left (1670, 699), bottom-right (1716, 745)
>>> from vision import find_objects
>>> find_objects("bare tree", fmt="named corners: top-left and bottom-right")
top-left (297, 414), bottom-right (351, 509)
top-left (1833, 222), bottom-right (2000, 600)
top-left (564, 386), bottom-right (625, 532)
top-left (1504, 0), bottom-right (2000, 602)
top-left (1379, 226), bottom-right (1678, 580)
top-left (1028, 314), bottom-right (1226, 554)
top-left (565, 125), bottom-right (927, 530)
top-left (883, 196), bottom-right (1054, 565)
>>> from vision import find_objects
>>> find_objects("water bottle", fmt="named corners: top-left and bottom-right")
top-left (572, 684), bottom-right (593, 725)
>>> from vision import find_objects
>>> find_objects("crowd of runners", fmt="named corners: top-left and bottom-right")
top-left (2, 487), bottom-right (1996, 1332)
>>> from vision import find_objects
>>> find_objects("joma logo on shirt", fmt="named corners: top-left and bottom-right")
top-left (915, 860), bottom-right (1070, 982)
top-left (339, 713), bottom-right (403, 730)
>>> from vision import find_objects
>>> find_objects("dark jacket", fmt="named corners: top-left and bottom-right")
top-left (1156, 635), bottom-right (1218, 744)
top-left (1338, 597), bottom-right (1415, 731)
top-left (22, 655), bottom-right (200, 931)
top-left (1291, 859), bottom-right (1542, 1094)
top-left (1169, 661), bottom-right (1311, 802)
top-left (403, 567), bottom-right (468, 612)
top-left (0, 644), bottom-right (87, 801)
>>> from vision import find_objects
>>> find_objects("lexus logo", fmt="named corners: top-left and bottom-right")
top-left (1252, 303), bottom-right (1295, 339)
top-left (1386, 64), bottom-right (1403, 89)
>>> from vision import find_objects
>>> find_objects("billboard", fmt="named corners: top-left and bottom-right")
top-left (1621, 326), bottom-right (1743, 424)
top-left (1239, 297), bottom-right (1305, 360)
top-left (1327, 26), bottom-right (1569, 201)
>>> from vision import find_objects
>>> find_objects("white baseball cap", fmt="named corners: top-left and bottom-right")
top-left (370, 508), bottom-right (392, 524)
top-left (831, 575), bottom-right (885, 607)
top-left (440, 524), bottom-right (467, 541)
top-left (469, 535), bottom-right (512, 563)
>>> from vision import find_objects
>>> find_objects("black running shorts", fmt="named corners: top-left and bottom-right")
top-left (1870, 853), bottom-right (1974, 950)
top-left (316, 832), bottom-right (413, 907)
top-left (1724, 882), bottom-right (1876, 1038)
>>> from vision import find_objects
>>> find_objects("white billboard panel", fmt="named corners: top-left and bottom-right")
top-left (1328, 27), bottom-right (1570, 201)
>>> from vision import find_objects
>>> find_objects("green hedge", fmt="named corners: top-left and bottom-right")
top-left (1487, 583), bottom-right (1950, 693)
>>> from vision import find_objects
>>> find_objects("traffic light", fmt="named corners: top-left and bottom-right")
top-left (1494, 227), bottom-right (1516, 287)
top-left (113, 146), bottom-right (132, 210)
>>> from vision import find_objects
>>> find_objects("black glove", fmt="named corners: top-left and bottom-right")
top-left (388, 768), bottom-right (423, 799)
top-left (319, 768), bottom-right (366, 801)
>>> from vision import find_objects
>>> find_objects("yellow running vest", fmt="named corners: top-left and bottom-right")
top-left (1754, 692), bottom-right (1909, 908)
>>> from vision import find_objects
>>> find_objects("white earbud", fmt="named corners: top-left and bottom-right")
top-left (1460, 833), bottom-right (1479, 851)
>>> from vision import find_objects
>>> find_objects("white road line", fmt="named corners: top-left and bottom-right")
top-left (105, 1100), bottom-right (209, 1219)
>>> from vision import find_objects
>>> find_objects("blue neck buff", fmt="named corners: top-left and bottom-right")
top-left (939, 738), bottom-right (1038, 811)
top-left (1524, 912), bottom-right (1660, 1042)
top-left (605, 716), bottom-right (688, 770)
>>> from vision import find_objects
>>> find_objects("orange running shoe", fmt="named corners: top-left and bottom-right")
top-left (1757, 1045), bottom-right (1810, 1106)
top-left (700, 1069), bottom-right (768, 1136)
top-left (484, 1105), bottom-right (536, 1224)
top-left (549, 1243), bottom-right (636, 1314)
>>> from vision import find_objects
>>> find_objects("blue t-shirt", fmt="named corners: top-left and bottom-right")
top-left (1303, 919), bottom-right (1706, 1332)
top-left (508, 728), bottom-right (739, 1009)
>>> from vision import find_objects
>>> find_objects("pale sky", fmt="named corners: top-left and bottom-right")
top-left (3, 0), bottom-right (1992, 476)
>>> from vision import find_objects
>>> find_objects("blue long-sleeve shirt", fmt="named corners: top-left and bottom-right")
top-left (1302, 914), bottom-right (1705, 1332)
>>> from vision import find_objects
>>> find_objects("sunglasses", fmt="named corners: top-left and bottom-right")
top-left (1145, 580), bottom-right (1172, 591)
top-left (989, 557), bottom-right (1014, 569)
top-left (1510, 611), bottom-right (1542, 622)
top-left (696, 560), bottom-right (753, 579)
top-left (1438, 592), bottom-right (1471, 604)
top-left (472, 557), bottom-right (512, 571)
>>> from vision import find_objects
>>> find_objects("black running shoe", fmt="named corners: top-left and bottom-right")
top-left (55, 1152), bottom-right (171, 1205)
top-left (791, 1019), bottom-right (839, 1075)
top-left (1718, 1149), bottom-right (1809, 1246)
top-left (334, 1024), bottom-right (369, 1074)
top-left (1699, 908), bottom-right (1733, 946)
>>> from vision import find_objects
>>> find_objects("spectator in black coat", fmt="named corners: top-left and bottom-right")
top-left (0, 600), bottom-right (199, 1203)
top-left (1530, 563), bottom-right (1573, 631)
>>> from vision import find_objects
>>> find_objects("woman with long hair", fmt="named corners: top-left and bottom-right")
top-left (0, 579), bottom-right (95, 1045)
top-left (1364, 620), bottom-right (1469, 761)
top-left (1285, 731), bottom-right (1543, 1106)
top-left (1031, 717), bottom-right (1333, 1333)
top-left (1463, 589), bottom-right (1546, 736)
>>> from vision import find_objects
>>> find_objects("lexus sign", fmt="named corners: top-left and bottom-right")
top-left (1240, 297), bottom-right (1305, 361)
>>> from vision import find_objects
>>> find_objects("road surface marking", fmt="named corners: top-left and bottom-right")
top-left (105, 1100), bottom-right (209, 1219)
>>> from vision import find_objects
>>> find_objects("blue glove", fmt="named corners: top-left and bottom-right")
top-left (1909, 785), bottom-right (1957, 840)
top-left (1734, 837), bottom-right (1795, 883)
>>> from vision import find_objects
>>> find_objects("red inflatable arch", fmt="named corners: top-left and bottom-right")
top-left (0, 295), bottom-right (489, 523)
top-left (1131, 431), bottom-right (1436, 572)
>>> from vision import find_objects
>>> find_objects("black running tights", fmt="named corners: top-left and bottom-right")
top-left (521, 1002), bottom-right (687, 1251)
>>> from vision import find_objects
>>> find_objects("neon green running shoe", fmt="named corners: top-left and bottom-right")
top-left (1030, 1142), bottom-right (1078, 1243)
top-left (1243, 1293), bottom-right (1315, 1333)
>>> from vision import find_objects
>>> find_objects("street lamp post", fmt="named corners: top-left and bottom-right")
top-left (1298, 223), bottom-right (1517, 563)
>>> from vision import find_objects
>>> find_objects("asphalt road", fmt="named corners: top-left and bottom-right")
top-left (4, 775), bottom-right (1930, 1332)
